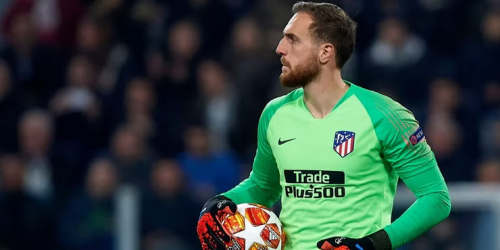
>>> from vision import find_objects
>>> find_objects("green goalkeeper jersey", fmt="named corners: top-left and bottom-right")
top-left (223, 81), bottom-right (450, 250)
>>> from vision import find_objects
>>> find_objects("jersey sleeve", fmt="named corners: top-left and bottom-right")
top-left (222, 102), bottom-right (282, 209)
top-left (374, 100), bottom-right (451, 248)
top-left (377, 104), bottom-right (435, 178)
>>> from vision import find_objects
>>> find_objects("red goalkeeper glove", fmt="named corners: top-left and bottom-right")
top-left (197, 195), bottom-right (237, 250)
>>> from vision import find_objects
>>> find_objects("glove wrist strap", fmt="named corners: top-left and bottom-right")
top-left (367, 229), bottom-right (392, 250)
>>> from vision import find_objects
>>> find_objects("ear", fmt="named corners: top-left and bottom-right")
top-left (318, 43), bottom-right (334, 64)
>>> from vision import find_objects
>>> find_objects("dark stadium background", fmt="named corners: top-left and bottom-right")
top-left (0, 0), bottom-right (499, 249)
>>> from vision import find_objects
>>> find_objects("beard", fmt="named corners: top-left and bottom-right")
top-left (279, 52), bottom-right (320, 88)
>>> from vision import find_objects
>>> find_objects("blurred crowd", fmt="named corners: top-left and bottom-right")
top-left (0, 0), bottom-right (499, 249)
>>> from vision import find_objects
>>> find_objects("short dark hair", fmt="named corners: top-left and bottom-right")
top-left (292, 1), bottom-right (357, 69)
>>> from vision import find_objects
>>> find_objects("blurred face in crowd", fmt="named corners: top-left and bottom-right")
top-left (168, 20), bottom-right (200, 60)
top-left (77, 17), bottom-right (109, 53)
top-left (146, 51), bottom-right (167, 81)
top-left (483, 10), bottom-right (500, 43)
top-left (185, 126), bottom-right (209, 156)
top-left (0, 155), bottom-right (24, 191)
top-left (197, 60), bottom-right (227, 98)
top-left (0, 61), bottom-right (11, 101)
top-left (483, 81), bottom-right (500, 105)
top-left (10, 13), bottom-right (36, 53)
top-left (429, 78), bottom-right (461, 113)
top-left (112, 128), bottom-right (144, 163)
top-left (152, 159), bottom-right (183, 196)
top-left (68, 55), bottom-right (96, 88)
top-left (126, 78), bottom-right (156, 115)
top-left (425, 117), bottom-right (461, 158)
top-left (477, 160), bottom-right (500, 183)
top-left (232, 18), bottom-right (261, 54)
top-left (19, 111), bottom-right (53, 158)
top-left (87, 159), bottom-right (117, 199)
top-left (379, 18), bottom-right (408, 47)
top-left (276, 13), bottom-right (321, 88)
top-left (124, 79), bottom-right (156, 146)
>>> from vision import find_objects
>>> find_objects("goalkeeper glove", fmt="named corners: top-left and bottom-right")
top-left (317, 229), bottom-right (392, 250)
top-left (197, 195), bottom-right (237, 250)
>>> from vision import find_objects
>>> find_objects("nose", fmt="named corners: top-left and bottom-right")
top-left (276, 38), bottom-right (287, 56)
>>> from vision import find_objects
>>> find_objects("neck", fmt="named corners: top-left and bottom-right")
top-left (303, 68), bottom-right (348, 119)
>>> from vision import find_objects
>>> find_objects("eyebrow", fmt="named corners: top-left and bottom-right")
top-left (284, 32), bottom-right (299, 40)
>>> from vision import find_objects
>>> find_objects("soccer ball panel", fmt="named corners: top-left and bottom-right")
top-left (223, 211), bottom-right (245, 234)
top-left (249, 242), bottom-right (268, 250)
top-left (227, 237), bottom-right (245, 250)
top-left (260, 224), bottom-right (280, 248)
top-left (245, 207), bottom-right (270, 226)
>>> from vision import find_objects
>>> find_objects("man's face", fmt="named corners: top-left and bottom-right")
top-left (276, 13), bottom-right (321, 88)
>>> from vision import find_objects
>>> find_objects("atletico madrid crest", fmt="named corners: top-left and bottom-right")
top-left (334, 131), bottom-right (355, 158)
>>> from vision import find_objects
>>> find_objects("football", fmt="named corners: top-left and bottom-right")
top-left (221, 203), bottom-right (285, 250)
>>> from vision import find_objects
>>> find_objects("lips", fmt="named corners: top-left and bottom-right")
top-left (280, 58), bottom-right (289, 67)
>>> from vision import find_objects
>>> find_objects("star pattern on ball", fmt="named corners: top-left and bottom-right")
top-left (230, 204), bottom-right (284, 250)
top-left (233, 213), bottom-right (267, 250)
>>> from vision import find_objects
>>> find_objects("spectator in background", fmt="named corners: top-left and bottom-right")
top-left (76, 14), bottom-right (137, 102)
top-left (19, 107), bottom-right (88, 209)
top-left (18, 109), bottom-right (54, 201)
top-left (49, 54), bottom-right (102, 201)
top-left (479, 110), bottom-right (500, 158)
top-left (363, 17), bottom-right (428, 104)
top-left (103, 77), bottom-right (158, 149)
top-left (141, 159), bottom-right (200, 250)
top-left (222, 17), bottom-right (277, 158)
top-left (192, 59), bottom-right (237, 152)
top-left (107, 125), bottom-right (155, 190)
top-left (422, 78), bottom-right (476, 182)
top-left (122, 78), bottom-right (157, 143)
top-left (426, 78), bottom-right (462, 119)
top-left (145, 49), bottom-right (168, 86)
top-left (50, 54), bottom-right (99, 119)
top-left (75, 15), bottom-right (112, 65)
top-left (459, 8), bottom-right (500, 92)
top-left (0, 0), bottom-right (12, 45)
top-left (0, 154), bottom-right (54, 250)
top-left (1, 0), bottom-right (85, 50)
top-left (425, 116), bottom-right (474, 182)
top-left (178, 124), bottom-right (239, 202)
top-left (147, 51), bottom-right (189, 157)
top-left (476, 159), bottom-right (500, 183)
top-left (0, 60), bottom-right (23, 152)
top-left (367, 17), bottom-right (427, 69)
top-left (1, 9), bottom-right (62, 107)
top-left (163, 19), bottom-right (201, 100)
top-left (58, 158), bottom-right (117, 250)
top-left (482, 81), bottom-right (500, 112)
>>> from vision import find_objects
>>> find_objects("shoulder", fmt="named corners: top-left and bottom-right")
top-left (350, 82), bottom-right (415, 125)
top-left (261, 88), bottom-right (304, 120)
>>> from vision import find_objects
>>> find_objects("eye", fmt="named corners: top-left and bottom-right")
top-left (284, 33), bottom-right (298, 43)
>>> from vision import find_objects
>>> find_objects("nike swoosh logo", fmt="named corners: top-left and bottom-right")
top-left (278, 138), bottom-right (296, 145)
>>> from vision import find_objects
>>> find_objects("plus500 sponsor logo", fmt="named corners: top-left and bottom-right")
top-left (284, 170), bottom-right (346, 199)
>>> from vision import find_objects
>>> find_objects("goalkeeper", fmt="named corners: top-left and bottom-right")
top-left (197, 2), bottom-right (451, 250)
